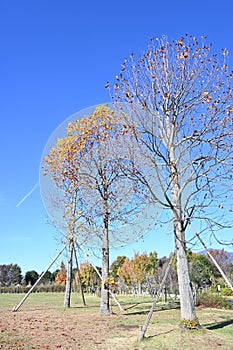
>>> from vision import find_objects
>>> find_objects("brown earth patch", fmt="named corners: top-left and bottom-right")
top-left (0, 308), bottom-right (137, 350)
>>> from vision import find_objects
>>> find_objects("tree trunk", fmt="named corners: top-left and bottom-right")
top-left (170, 146), bottom-right (199, 328)
top-left (138, 283), bottom-right (142, 295)
top-left (100, 197), bottom-right (110, 316)
top-left (162, 286), bottom-right (167, 303)
top-left (64, 241), bottom-right (73, 308)
top-left (174, 226), bottom-right (198, 327)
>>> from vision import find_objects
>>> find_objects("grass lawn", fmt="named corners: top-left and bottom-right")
top-left (0, 293), bottom-right (233, 349)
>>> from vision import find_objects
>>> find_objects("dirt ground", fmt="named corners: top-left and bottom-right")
top-left (1, 295), bottom-right (233, 350)
top-left (0, 307), bottom-right (138, 350)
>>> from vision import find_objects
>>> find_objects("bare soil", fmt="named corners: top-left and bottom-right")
top-left (0, 307), bottom-right (138, 350)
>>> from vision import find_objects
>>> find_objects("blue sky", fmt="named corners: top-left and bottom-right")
top-left (1, 0), bottom-right (233, 275)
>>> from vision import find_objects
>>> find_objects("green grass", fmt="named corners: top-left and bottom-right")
top-left (0, 292), bottom-right (100, 310)
top-left (1, 293), bottom-right (233, 350)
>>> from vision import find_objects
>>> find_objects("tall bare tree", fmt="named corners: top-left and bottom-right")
top-left (110, 35), bottom-right (233, 327)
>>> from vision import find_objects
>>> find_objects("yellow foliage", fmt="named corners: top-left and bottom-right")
top-left (43, 105), bottom-right (129, 187)
top-left (55, 262), bottom-right (67, 285)
top-left (102, 276), bottom-right (119, 286)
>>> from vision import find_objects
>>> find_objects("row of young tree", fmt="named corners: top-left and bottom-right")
top-left (54, 249), bottom-right (233, 297)
top-left (40, 34), bottom-right (233, 326)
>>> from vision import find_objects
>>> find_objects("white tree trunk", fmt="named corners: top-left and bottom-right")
top-left (100, 198), bottom-right (110, 316)
top-left (170, 145), bottom-right (198, 326)
top-left (174, 224), bottom-right (196, 322)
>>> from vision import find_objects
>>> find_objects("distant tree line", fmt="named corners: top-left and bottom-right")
top-left (1, 249), bottom-right (233, 297)
top-left (0, 264), bottom-right (60, 292)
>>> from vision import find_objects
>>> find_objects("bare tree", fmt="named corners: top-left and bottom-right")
top-left (110, 35), bottom-right (233, 327)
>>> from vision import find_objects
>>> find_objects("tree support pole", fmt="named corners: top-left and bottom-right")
top-left (139, 252), bottom-right (175, 342)
top-left (74, 241), bottom-right (124, 311)
top-left (64, 241), bottom-right (74, 307)
top-left (12, 243), bottom-right (68, 312)
top-left (189, 223), bottom-right (233, 292)
top-left (73, 245), bottom-right (86, 306)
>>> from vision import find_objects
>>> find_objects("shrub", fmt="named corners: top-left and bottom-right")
top-left (220, 287), bottom-right (233, 296)
top-left (196, 292), bottom-right (231, 309)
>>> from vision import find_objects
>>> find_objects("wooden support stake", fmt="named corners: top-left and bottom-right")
top-left (73, 246), bottom-right (86, 306)
top-left (139, 252), bottom-right (175, 341)
top-left (12, 243), bottom-right (68, 312)
top-left (189, 223), bottom-right (233, 292)
top-left (75, 241), bottom-right (124, 311)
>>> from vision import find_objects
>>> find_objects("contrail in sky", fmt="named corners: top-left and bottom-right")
top-left (16, 182), bottom-right (39, 208)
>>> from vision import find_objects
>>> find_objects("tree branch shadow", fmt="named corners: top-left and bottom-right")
top-left (123, 301), bottom-right (180, 315)
top-left (146, 318), bottom-right (233, 339)
top-left (205, 319), bottom-right (233, 330)
top-left (146, 328), bottom-right (176, 339)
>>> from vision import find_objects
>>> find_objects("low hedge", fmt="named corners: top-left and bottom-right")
top-left (196, 292), bottom-right (232, 309)
top-left (0, 284), bottom-right (66, 294)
